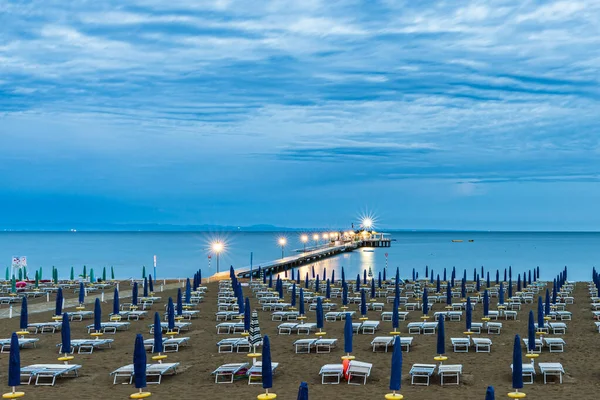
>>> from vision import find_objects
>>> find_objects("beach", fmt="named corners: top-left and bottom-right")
top-left (0, 279), bottom-right (594, 399)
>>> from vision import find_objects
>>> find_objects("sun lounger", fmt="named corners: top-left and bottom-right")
top-left (27, 322), bottom-right (62, 334)
top-left (319, 364), bottom-right (344, 384)
top-left (277, 322), bottom-right (298, 335)
top-left (21, 364), bottom-right (82, 386)
top-left (533, 323), bottom-right (549, 334)
top-left (296, 323), bottom-right (317, 335)
top-left (488, 310), bottom-right (499, 320)
top-left (69, 311), bottom-right (93, 321)
top-left (407, 322), bottom-right (423, 334)
top-left (217, 337), bottom-right (251, 353)
top-left (487, 322), bottom-right (503, 334)
top-left (247, 362), bottom-right (279, 385)
top-left (216, 311), bottom-right (239, 321)
top-left (111, 362), bottom-right (180, 384)
top-left (347, 361), bottom-right (373, 385)
top-left (422, 322), bottom-right (438, 334)
top-left (511, 363), bottom-right (535, 384)
top-left (538, 362), bottom-right (565, 384)
top-left (87, 321), bottom-right (130, 334)
top-left (216, 322), bottom-right (244, 334)
top-left (472, 338), bottom-right (492, 352)
top-left (370, 336), bottom-right (413, 352)
top-left (522, 338), bottom-right (543, 353)
top-left (548, 322), bottom-right (567, 334)
top-left (212, 363), bottom-right (249, 383)
top-left (58, 338), bottom-right (114, 354)
top-left (451, 337), bottom-right (470, 353)
top-left (294, 339), bottom-right (315, 353)
top-left (360, 320), bottom-right (380, 334)
top-left (144, 337), bottom-right (190, 353)
top-left (410, 364), bottom-right (436, 385)
top-left (0, 338), bottom-right (39, 353)
top-left (544, 338), bottom-right (566, 353)
top-left (438, 364), bottom-right (462, 385)
top-left (272, 311), bottom-right (299, 321)
top-left (125, 310), bottom-right (148, 321)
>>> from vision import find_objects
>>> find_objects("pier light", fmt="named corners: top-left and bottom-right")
top-left (212, 242), bottom-right (224, 273)
top-left (313, 234), bottom-right (319, 247)
top-left (278, 237), bottom-right (287, 259)
top-left (362, 217), bottom-right (373, 230)
top-left (300, 234), bottom-right (308, 252)
top-left (323, 233), bottom-right (329, 240)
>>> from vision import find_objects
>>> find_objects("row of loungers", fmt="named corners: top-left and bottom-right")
top-left (522, 337), bottom-right (567, 353)
top-left (212, 362), bottom-right (279, 384)
top-left (111, 363), bottom-right (180, 385)
top-left (513, 362), bottom-right (566, 384)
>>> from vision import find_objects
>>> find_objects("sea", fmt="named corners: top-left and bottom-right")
top-left (0, 231), bottom-right (598, 282)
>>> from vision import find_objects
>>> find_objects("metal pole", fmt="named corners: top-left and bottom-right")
top-left (250, 252), bottom-right (253, 282)
top-left (281, 246), bottom-right (284, 259)
top-left (217, 254), bottom-right (220, 273)
top-left (153, 255), bottom-right (157, 283)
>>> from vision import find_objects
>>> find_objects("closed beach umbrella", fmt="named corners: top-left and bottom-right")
top-left (437, 315), bottom-right (445, 356)
top-left (412, 268), bottom-right (416, 282)
top-left (545, 289), bottom-right (550, 316)
top-left (486, 272), bottom-right (490, 288)
top-left (323, 268), bottom-right (327, 282)
top-left (277, 280), bottom-right (283, 299)
top-left (185, 279), bottom-right (191, 303)
top-left (344, 313), bottom-right (353, 355)
top-left (552, 283), bottom-right (557, 304)
top-left (111, 266), bottom-right (115, 280)
top-left (486, 386), bottom-right (495, 400)
top-left (527, 311), bottom-right (536, 353)
top-left (499, 282), bottom-right (505, 305)
top-left (461, 278), bottom-right (466, 299)
top-left (311, 265), bottom-right (315, 279)
top-left (297, 382), bottom-right (308, 400)
top-left (244, 298), bottom-right (251, 332)
top-left (113, 288), bottom-right (120, 316)
top-left (466, 297), bottom-right (472, 332)
top-left (102, 266), bottom-right (106, 282)
top-left (20, 297), bottom-right (28, 331)
top-left (446, 282), bottom-right (452, 306)
top-left (4, 267), bottom-right (8, 281)
top-left (370, 278), bottom-right (376, 299)
top-left (512, 335), bottom-right (524, 391)
top-left (261, 336), bottom-right (274, 393)
top-left (249, 310), bottom-right (262, 352)
top-left (133, 334), bottom-right (148, 392)
top-left (78, 282), bottom-right (85, 305)
top-left (61, 313), bottom-right (71, 355)
top-left (430, 269), bottom-right (434, 284)
top-left (326, 279), bottom-right (331, 300)
top-left (356, 274), bottom-right (361, 292)
top-left (383, 268), bottom-right (386, 282)
top-left (436, 275), bottom-right (441, 293)
top-left (291, 284), bottom-right (297, 308)
top-left (509, 266), bottom-right (512, 280)
top-left (378, 272), bottom-right (382, 288)
top-left (268, 273), bottom-right (272, 288)
top-left (388, 336), bottom-right (403, 396)
top-left (55, 288), bottom-right (63, 316)
top-left (176, 289), bottom-right (183, 316)
top-left (483, 290), bottom-right (489, 318)
top-left (94, 298), bottom-right (102, 332)
top-left (299, 289), bottom-right (305, 316)
top-left (8, 332), bottom-right (22, 395)
top-left (508, 279), bottom-right (513, 298)
top-left (263, 271), bottom-right (267, 285)
top-left (132, 282), bottom-right (138, 306)
top-left (537, 298), bottom-right (544, 330)
top-left (392, 297), bottom-right (399, 332)
top-left (316, 298), bottom-right (324, 331)
top-left (296, 270), bottom-right (300, 285)
top-left (443, 268), bottom-right (447, 282)
top-left (143, 277), bottom-right (149, 297)
top-left (496, 270), bottom-right (499, 285)
top-left (167, 297), bottom-right (175, 332)
top-left (11, 276), bottom-right (16, 294)
top-left (34, 271), bottom-right (39, 289)
top-left (426, 265), bottom-right (429, 278)
top-left (90, 268), bottom-right (95, 283)
top-left (153, 312), bottom-right (163, 354)
top-left (517, 274), bottom-right (521, 291)
top-left (363, 269), bottom-right (367, 284)
top-left (149, 275), bottom-right (154, 292)
top-left (360, 290), bottom-right (367, 317)
top-left (342, 283), bottom-right (348, 307)
top-left (142, 266), bottom-right (146, 279)
top-left (315, 275), bottom-right (320, 293)
top-left (504, 269), bottom-right (507, 282)
top-left (304, 273), bottom-right (309, 289)
top-left (476, 276), bottom-right (480, 293)
top-left (422, 287), bottom-right (429, 317)
top-left (290, 268), bottom-right (295, 282)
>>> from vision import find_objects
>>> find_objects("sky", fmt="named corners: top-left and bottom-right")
top-left (1, 0), bottom-right (600, 231)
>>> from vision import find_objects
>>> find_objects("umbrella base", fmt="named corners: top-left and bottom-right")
top-left (341, 355), bottom-right (355, 360)
top-left (525, 353), bottom-right (539, 359)
top-left (420, 316), bottom-right (430, 320)
top-left (257, 393), bottom-right (276, 400)
top-left (130, 391), bottom-right (151, 399)
top-left (385, 393), bottom-right (403, 399)
top-left (75, 306), bottom-right (85, 311)
top-left (241, 332), bottom-right (250, 337)
top-left (165, 331), bottom-right (178, 337)
top-left (463, 331), bottom-right (473, 335)
top-left (152, 355), bottom-right (167, 362)
top-left (58, 356), bottom-right (74, 362)
top-left (434, 355), bottom-right (448, 362)
top-left (481, 317), bottom-right (490, 321)
top-left (389, 331), bottom-right (401, 335)
top-left (247, 353), bottom-right (262, 358)
top-left (315, 331), bottom-right (327, 336)
top-left (2, 392), bottom-right (25, 399)
top-left (90, 332), bottom-right (103, 338)
top-left (16, 331), bottom-right (29, 336)
top-left (507, 391), bottom-right (526, 398)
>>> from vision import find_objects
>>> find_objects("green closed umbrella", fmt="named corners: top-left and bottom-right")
top-left (111, 266), bottom-right (115, 280)
top-left (90, 269), bottom-right (95, 283)
top-left (102, 267), bottom-right (106, 282)
top-left (18, 269), bottom-right (22, 281)
top-left (53, 268), bottom-right (58, 284)
top-left (23, 267), bottom-right (27, 280)
top-left (39, 267), bottom-right (42, 281)
top-left (142, 266), bottom-right (146, 279)
top-left (5, 267), bottom-right (9, 281)
top-left (70, 266), bottom-right (74, 281)
top-left (82, 265), bottom-right (87, 279)
top-left (11, 275), bottom-right (16, 293)
top-left (34, 271), bottom-right (39, 288)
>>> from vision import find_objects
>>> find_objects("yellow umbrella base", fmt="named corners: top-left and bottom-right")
top-left (463, 331), bottom-right (473, 335)
top-left (544, 316), bottom-right (551, 321)
top-left (421, 316), bottom-right (430, 320)
top-left (75, 306), bottom-right (85, 311)
top-left (58, 356), bottom-right (74, 362)
top-left (257, 393), bottom-right (276, 400)
top-left (389, 331), bottom-right (401, 335)
top-left (482, 317), bottom-right (490, 321)
top-left (525, 353), bottom-right (539, 359)
top-left (315, 332), bottom-right (327, 336)
top-left (16, 331), bottom-right (29, 336)
top-left (341, 355), bottom-right (355, 360)
top-left (152, 355), bottom-right (167, 361)
top-left (297, 316), bottom-right (307, 320)
top-left (90, 332), bottom-right (103, 337)
top-left (51, 316), bottom-right (62, 321)
top-left (507, 392), bottom-right (526, 398)
top-left (385, 394), bottom-right (403, 400)
top-left (241, 332), bottom-right (250, 337)
top-left (359, 317), bottom-right (368, 321)
top-left (247, 353), bottom-right (262, 358)
top-left (2, 392), bottom-right (25, 399)
top-left (165, 332), bottom-right (178, 336)
top-left (130, 391), bottom-right (152, 399)
top-left (434, 355), bottom-right (448, 362)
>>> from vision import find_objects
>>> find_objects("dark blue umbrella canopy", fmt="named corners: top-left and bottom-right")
top-left (55, 288), bottom-right (63, 316)
top-left (476, 276), bottom-right (480, 292)
top-left (94, 298), bottom-right (102, 332)
top-left (499, 283), bottom-right (505, 305)
top-left (517, 275), bottom-right (522, 292)
top-left (466, 297), bottom-right (472, 331)
top-left (508, 279), bottom-right (513, 298)
top-left (133, 334), bottom-right (147, 389)
top-left (527, 311), bottom-right (536, 352)
top-left (426, 265), bottom-right (429, 278)
top-left (143, 277), bottom-right (149, 297)
top-left (537, 297), bottom-right (544, 329)
top-left (344, 313), bottom-right (353, 354)
top-left (486, 272), bottom-right (490, 288)
top-left (545, 289), bottom-right (550, 316)
top-left (496, 270), bottom-right (500, 284)
top-left (360, 290), bottom-right (367, 316)
top-left (342, 282), bottom-right (348, 306)
top-left (78, 282), bottom-right (85, 304)
top-left (412, 268), bottom-right (415, 281)
top-left (167, 297), bottom-right (175, 331)
top-left (263, 270), bottom-right (267, 284)
top-left (299, 289), bottom-right (305, 315)
top-left (461, 278), bottom-right (466, 298)
top-left (244, 298), bottom-right (251, 332)
top-left (296, 270), bottom-right (300, 285)
top-left (291, 284), bottom-right (297, 308)
top-left (430, 270), bottom-right (434, 284)
top-left (305, 273), bottom-right (309, 289)
top-left (370, 278), bottom-right (376, 299)
top-left (422, 288), bottom-right (429, 316)
top-left (537, 266), bottom-right (540, 280)
top-left (262, 335), bottom-right (273, 389)
top-left (8, 332), bottom-right (21, 387)
top-left (378, 272), bottom-right (382, 288)
top-left (512, 335), bottom-right (523, 389)
top-left (389, 335), bottom-right (403, 391)
top-left (355, 274), bottom-right (360, 292)
top-left (312, 265), bottom-right (315, 279)
top-left (132, 282), bottom-right (138, 306)
top-left (316, 297), bottom-right (324, 329)
top-left (185, 279), bottom-right (191, 303)
top-left (326, 280), bottom-right (331, 299)
top-left (290, 268), bottom-right (294, 282)
top-left (113, 288), bottom-right (120, 316)
top-left (323, 268), bottom-right (327, 281)
top-left (20, 297), bottom-right (28, 331)
top-left (473, 268), bottom-right (477, 282)
top-left (552, 282), bottom-right (557, 304)
top-left (504, 269), bottom-right (507, 282)
top-left (485, 386), bottom-right (495, 400)
top-left (149, 275), bottom-right (154, 292)
top-left (153, 312), bottom-right (163, 353)
top-left (446, 282), bottom-right (452, 305)
top-left (437, 315), bottom-right (445, 355)
top-left (297, 381), bottom-right (308, 400)
top-left (443, 268), bottom-right (447, 282)
top-left (383, 268), bottom-right (386, 282)
top-left (176, 288), bottom-right (183, 316)
top-left (436, 275), bottom-right (441, 293)
top-left (509, 266), bottom-right (512, 280)
top-left (483, 290), bottom-right (489, 317)
top-left (392, 297), bottom-right (399, 330)
top-left (268, 273), bottom-right (273, 288)
top-left (61, 313), bottom-right (71, 354)
top-left (363, 269), bottom-right (367, 284)
top-left (394, 278), bottom-right (400, 301)
top-left (315, 275), bottom-right (320, 293)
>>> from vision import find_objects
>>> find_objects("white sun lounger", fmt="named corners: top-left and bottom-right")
top-left (451, 337), bottom-right (471, 353)
top-left (69, 311), bottom-right (93, 321)
top-left (538, 362), bottom-right (565, 384)
top-left (422, 322), bottom-right (438, 334)
top-left (0, 338), bottom-right (39, 353)
top-left (522, 338), bottom-right (543, 353)
top-left (511, 363), bottom-right (535, 384)
top-left (27, 322), bottom-right (62, 334)
top-left (272, 311), bottom-right (299, 321)
top-left (407, 322), bottom-right (423, 334)
top-left (212, 363), bottom-right (249, 383)
top-left (217, 338), bottom-right (251, 353)
top-left (216, 311), bottom-right (239, 321)
top-left (410, 364), bottom-right (436, 385)
top-left (472, 338), bottom-right (492, 352)
top-left (319, 364), bottom-right (344, 384)
top-left (87, 321), bottom-right (130, 334)
top-left (58, 338), bottom-right (114, 354)
top-left (370, 336), bottom-right (413, 352)
top-left (544, 338), bottom-right (566, 353)
top-left (216, 322), bottom-right (245, 334)
top-left (548, 322), bottom-right (567, 334)
top-left (111, 362), bottom-right (180, 385)
top-left (360, 320), bottom-right (380, 334)
top-left (144, 337), bottom-right (190, 353)
top-left (247, 362), bottom-right (279, 385)
top-left (277, 323), bottom-right (298, 335)
top-left (296, 323), bottom-right (317, 335)
top-left (347, 361), bottom-right (373, 385)
top-left (487, 322), bottom-right (503, 334)
top-left (21, 364), bottom-right (82, 386)
top-left (438, 364), bottom-right (462, 385)
top-left (150, 322), bottom-right (191, 334)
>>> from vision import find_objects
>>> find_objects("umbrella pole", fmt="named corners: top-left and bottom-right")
top-left (385, 390), bottom-right (403, 399)
top-left (3, 386), bottom-right (25, 399)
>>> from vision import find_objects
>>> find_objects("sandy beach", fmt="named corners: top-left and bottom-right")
top-left (0, 279), bottom-right (595, 400)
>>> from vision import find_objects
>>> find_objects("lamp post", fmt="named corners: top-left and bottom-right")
top-left (278, 238), bottom-right (286, 259)
top-left (301, 234), bottom-right (308, 252)
top-left (212, 242), bottom-right (223, 273)
top-left (313, 234), bottom-right (319, 248)
top-left (363, 217), bottom-right (373, 231)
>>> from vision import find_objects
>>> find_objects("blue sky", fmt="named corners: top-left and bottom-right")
top-left (1, 0), bottom-right (600, 230)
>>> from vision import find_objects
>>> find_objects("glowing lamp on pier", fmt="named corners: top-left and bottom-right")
top-left (362, 217), bottom-right (373, 230)
top-left (212, 242), bottom-right (224, 273)
top-left (278, 237), bottom-right (286, 259)
top-left (300, 234), bottom-right (308, 252)
top-left (313, 234), bottom-right (319, 247)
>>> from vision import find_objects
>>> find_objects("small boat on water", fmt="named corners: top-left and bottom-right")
top-left (362, 249), bottom-right (375, 252)
top-left (468, 239), bottom-right (474, 242)
top-left (451, 240), bottom-right (463, 243)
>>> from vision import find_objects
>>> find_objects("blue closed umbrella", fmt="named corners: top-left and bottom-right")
top-left (360, 290), bottom-right (367, 317)
top-left (94, 298), bottom-right (102, 332)
top-left (476, 276), bottom-right (480, 292)
top-left (315, 275), bottom-right (320, 293)
top-left (552, 282), bottom-right (557, 304)
top-left (167, 297), bottom-right (175, 332)
top-left (392, 297), bottom-right (399, 332)
top-left (55, 288), bottom-right (63, 316)
top-left (344, 313), bottom-right (353, 355)
top-left (483, 290), bottom-right (489, 318)
top-left (545, 289), bottom-right (550, 316)
top-left (499, 282), bottom-right (505, 305)
top-left (341, 266), bottom-right (345, 285)
top-left (512, 335), bottom-right (524, 391)
top-left (261, 335), bottom-right (274, 392)
top-left (133, 334), bottom-right (148, 393)
top-left (153, 312), bottom-right (163, 354)
top-left (496, 270), bottom-right (500, 284)
top-left (356, 274), bottom-right (361, 292)
top-left (388, 335), bottom-right (403, 395)
top-left (517, 275), bottom-right (521, 292)
top-left (508, 279), bottom-right (513, 298)
top-left (363, 269), bottom-right (367, 284)
top-left (443, 268), bottom-right (447, 282)
top-left (370, 278), bottom-right (376, 299)
top-left (426, 265), bottom-right (429, 278)
top-left (437, 315), bottom-right (445, 356)
top-left (19, 297), bottom-right (28, 332)
top-left (326, 280), bottom-right (331, 299)
top-left (461, 278), bottom-right (466, 299)
top-left (304, 273), bottom-right (309, 289)
top-left (291, 284), bottom-right (297, 308)
top-left (486, 272), bottom-right (490, 288)
top-left (466, 296), bottom-right (472, 332)
top-left (78, 282), bottom-right (85, 305)
top-left (132, 282), bottom-right (138, 306)
top-left (113, 288), bottom-right (120, 316)
top-left (422, 288), bottom-right (429, 316)
top-left (297, 381), bottom-right (308, 400)
top-left (149, 275), bottom-right (154, 292)
top-left (143, 277), bottom-right (148, 297)
top-left (537, 297), bottom-right (544, 330)
top-left (237, 286), bottom-right (245, 315)
top-left (383, 268), bottom-right (386, 282)
top-left (316, 298), bottom-right (324, 331)
top-left (446, 282), bottom-right (452, 306)
top-left (185, 279), bottom-right (191, 303)
top-left (268, 273), bottom-right (273, 288)
top-left (378, 272), bottom-right (382, 288)
top-left (485, 386), bottom-right (495, 400)
top-left (311, 265), bottom-right (315, 279)
top-left (8, 333), bottom-right (22, 395)
top-left (244, 298), bottom-right (251, 332)
top-left (61, 313), bottom-right (71, 355)
top-left (299, 289), bottom-right (305, 316)
top-left (527, 311), bottom-right (536, 353)
top-left (436, 275), bottom-right (441, 293)
top-left (342, 283), bottom-right (348, 307)
top-left (176, 288), bottom-right (183, 316)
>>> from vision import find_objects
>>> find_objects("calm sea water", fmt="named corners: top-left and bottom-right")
top-left (0, 231), bottom-right (597, 281)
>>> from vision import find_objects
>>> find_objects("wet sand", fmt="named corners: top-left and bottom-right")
top-left (0, 280), bottom-right (596, 399)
